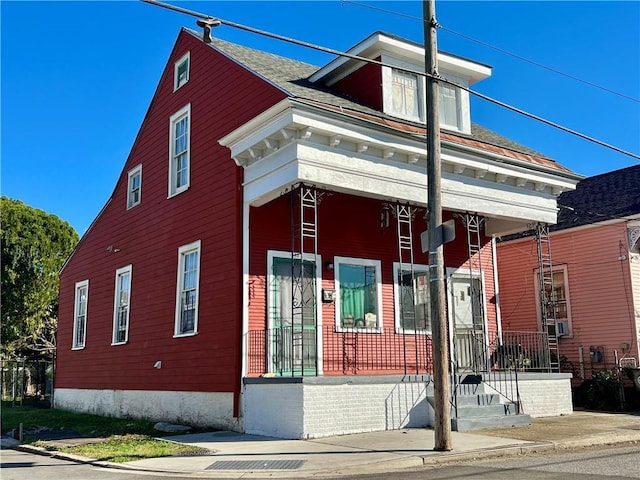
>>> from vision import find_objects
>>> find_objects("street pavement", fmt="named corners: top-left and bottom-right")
top-left (2, 410), bottom-right (640, 478)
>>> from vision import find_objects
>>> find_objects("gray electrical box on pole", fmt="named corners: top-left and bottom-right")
top-left (423, 0), bottom-right (453, 451)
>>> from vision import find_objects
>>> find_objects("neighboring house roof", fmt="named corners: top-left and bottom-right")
top-left (554, 164), bottom-right (640, 231)
top-left (498, 164), bottom-right (640, 242)
top-left (187, 29), bottom-right (572, 174)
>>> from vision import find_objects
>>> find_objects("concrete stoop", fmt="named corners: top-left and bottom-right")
top-left (428, 378), bottom-right (532, 431)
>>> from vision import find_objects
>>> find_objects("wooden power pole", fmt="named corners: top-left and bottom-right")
top-left (424, 0), bottom-right (453, 451)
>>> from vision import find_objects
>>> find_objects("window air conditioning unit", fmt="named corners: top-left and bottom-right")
top-left (556, 321), bottom-right (569, 337)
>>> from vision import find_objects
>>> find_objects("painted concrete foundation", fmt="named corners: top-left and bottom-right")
top-left (243, 373), bottom-right (573, 439)
top-left (54, 388), bottom-right (239, 431)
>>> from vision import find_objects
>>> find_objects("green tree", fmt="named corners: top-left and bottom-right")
top-left (1, 197), bottom-right (79, 358)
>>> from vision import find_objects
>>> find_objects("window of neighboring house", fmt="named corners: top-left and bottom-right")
top-left (174, 240), bottom-right (201, 336)
top-left (112, 265), bottom-right (132, 345)
top-left (174, 52), bottom-right (190, 91)
top-left (168, 104), bottom-right (191, 197)
top-left (393, 263), bottom-right (431, 333)
top-left (438, 83), bottom-right (461, 130)
top-left (391, 68), bottom-right (421, 121)
top-left (127, 165), bottom-right (142, 209)
top-left (334, 256), bottom-right (382, 330)
top-left (72, 280), bottom-right (89, 349)
top-left (536, 265), bottom-right (572, 337)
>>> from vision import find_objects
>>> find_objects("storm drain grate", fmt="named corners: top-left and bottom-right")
top-left (206, 459), bottom-right (306, 470)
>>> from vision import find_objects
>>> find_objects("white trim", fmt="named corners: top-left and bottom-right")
top-left (266, 250), bottom-right (323, 374)
top-left (174, 240), bottom-right (201, 337)
top-left (446, 267), bottom-right (490, 368)
top-left (168, 104), bottom-right (191, 198)
top-left (173, 51), bottom-right (190, 91)
top-left (111, 264), bottom-right (132, 346)
top-left (334, 256), bottom-right (383, 332)
top-left (533, 264), bottom-right (573, 338)
top-left (241, 201), bottom-right (250, 380)
top-left (126, 164), bottom-right (142, 209)
top-left (72, 279), bottom-right (89, 350)
top-left (309, 32), bottom-right (491, 86)
top-left (392, 262), bottom-right (431, 334)
top-left (491, 237), bottom-right (504, 342)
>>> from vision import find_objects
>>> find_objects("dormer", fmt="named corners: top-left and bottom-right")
top-left (309, 32), bottom-right (492, 135)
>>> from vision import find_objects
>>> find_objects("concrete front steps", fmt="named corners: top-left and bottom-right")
top-left (428, 377), bottom-right (531, 431)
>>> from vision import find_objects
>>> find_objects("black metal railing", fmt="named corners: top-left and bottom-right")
top-left (246, 324), bottom-right (433, 376)
top-left (246, 326), bottom-right (548, 380)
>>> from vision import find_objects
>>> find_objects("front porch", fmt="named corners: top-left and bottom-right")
top-left (242, 326), bottom-right (572, 438)
top-left (242, 372), bottom-right (572, 440)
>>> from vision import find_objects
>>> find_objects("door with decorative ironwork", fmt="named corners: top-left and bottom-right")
top-left (448, 274), bottom-right (487, 373)
top-left (271, 257), bottom-right (317, 376)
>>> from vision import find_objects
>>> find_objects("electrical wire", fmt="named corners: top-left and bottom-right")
top-left (341, 0), bottom-right (640, 103)
top-left (140, 0), bottom-right (640, 161)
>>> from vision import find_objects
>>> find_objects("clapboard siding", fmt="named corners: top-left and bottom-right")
top-left (497, 221), bottom-right (639, 369)
top-left (57, 31), bottom-right (287, 396)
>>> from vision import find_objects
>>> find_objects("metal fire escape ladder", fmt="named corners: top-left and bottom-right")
top-left (289, 184), bottom-right (319, 376)
top-left (395, 203), bottom-right (418, 375)
top-left (463, 212), bottom-right (488, 374)
top-left (535, 223), bottom-right (559, 372)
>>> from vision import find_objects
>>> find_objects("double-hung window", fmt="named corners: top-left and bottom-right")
top-left (175, 240), bottom-right (201, 336)
top-left (536, 265), bottom-right (572, 337)
top-left (174, 52), bottom-right (190, 91)
top-left (334, 256), bottom-right (382, 330)
top-left (72, 280), bottom-right (89, 349)
top-left (393, 263), bottom-right (431, 333)
top-left (112, 265), bottom-right (132, 345)
top-left (438, 83), bottom-right (460, 130)
top-left (168, 104), bottom-right (191, 197)
top-left (390, 68), bottom-right (421, 121)
top-left (127, 165), bottom-right (142, 209)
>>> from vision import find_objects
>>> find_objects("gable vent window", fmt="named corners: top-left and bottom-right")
top-left (174, 52), bottom-right (190, 91)
top-left (127, 164), bottom-right (142, 209)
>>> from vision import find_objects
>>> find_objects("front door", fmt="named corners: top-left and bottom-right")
top-left (271, 257), bottom-right (318, 376)
top-left (448, 274), bottom-right (487, 373)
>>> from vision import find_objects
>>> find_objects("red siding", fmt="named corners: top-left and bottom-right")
top-left (247, 193), bottom-right (498, 369)
top-left (333, 60), bottom-right (383, 111)
top-left (497, 222), bottom-right (639, 371)
top-left (56, 31), bottom-right (288, 399)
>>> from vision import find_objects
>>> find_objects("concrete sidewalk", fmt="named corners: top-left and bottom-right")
top-left (3, 410), bottom-right (640, 478)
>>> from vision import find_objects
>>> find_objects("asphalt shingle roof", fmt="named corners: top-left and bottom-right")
top-left (553, 164), bottom-right (640, 231)
top-left (192, 31), bottom-right (555, 161)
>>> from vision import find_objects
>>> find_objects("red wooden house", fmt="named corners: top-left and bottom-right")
top-left (56, 29), bottom-right (581, 438)
top-left (496, 166), bottom-right (640, 405)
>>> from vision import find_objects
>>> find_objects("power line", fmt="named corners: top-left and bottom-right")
top-left (140, 0), bottom-right (640, 161)
top-left (341, 0), bottom-right (640, 103)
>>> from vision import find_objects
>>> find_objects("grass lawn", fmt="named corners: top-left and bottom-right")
top-left (1, 402), bottom-right (210, 462)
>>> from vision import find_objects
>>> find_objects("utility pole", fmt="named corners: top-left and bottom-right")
top-left (424, 0), bottom-right (452, 451)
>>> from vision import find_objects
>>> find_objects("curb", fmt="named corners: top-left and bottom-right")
top-left (3, 432), bottom-right (640, 478)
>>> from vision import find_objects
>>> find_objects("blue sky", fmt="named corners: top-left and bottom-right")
top-left (2, 1), bottom-right (639, 235)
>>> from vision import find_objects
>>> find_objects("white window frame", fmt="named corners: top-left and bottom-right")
top-left (174, 240), bottom-right (201, 337)
top-left (72, 280), bottom-right (89, 350)
top-left (127, 164), bottom-right (142, 209)
top-left (393, 262), bottom-right (431, 334)
top-left (438, 82), bottom-right (461, 131)
top-left (173, 51), bottom-right (190, 91)
top-left (112, 265), bottom-right (132, 345)
top-left (389, 68), bottom-right (422, 122)
top-left (168, 104), bottom-right (191, 198)
top-left (534, 264), bottom-right (573, 338)
top-left (334, 256), bottom-right (383, 332)
top-left (266, 250), bottom-right (324, 375)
